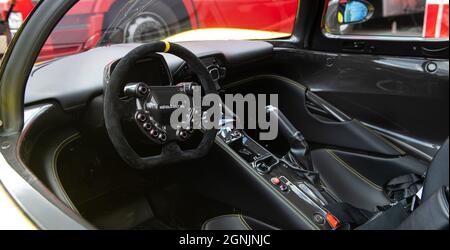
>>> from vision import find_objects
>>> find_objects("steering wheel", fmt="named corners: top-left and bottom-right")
top-left (104, 41), bottom-right (218, 169)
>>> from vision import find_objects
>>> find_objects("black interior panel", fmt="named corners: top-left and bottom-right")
top-left (272, 48), bottom-right (449, 156)
top-left (224, 75), bottom-right (404, 156)
top-left (25, 40), bottom-right (273, 110)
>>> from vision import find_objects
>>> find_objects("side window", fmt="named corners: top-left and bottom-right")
top-left (324, 0), bottom-right (449, 40)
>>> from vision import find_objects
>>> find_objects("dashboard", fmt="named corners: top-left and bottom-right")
top-left (126, 56), bottom-right (172, 85)
top-left (26, 40), bottom-right (273, 110)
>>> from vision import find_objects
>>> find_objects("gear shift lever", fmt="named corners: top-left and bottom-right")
top-left (266, 106), bottom-right (314, 172)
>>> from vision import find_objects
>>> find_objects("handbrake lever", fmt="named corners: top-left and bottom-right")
top-left (266, 106), bottom-right (314, 172)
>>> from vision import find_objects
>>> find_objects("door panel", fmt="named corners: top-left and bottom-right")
top-left (273, 48), bottom-right (449, 157)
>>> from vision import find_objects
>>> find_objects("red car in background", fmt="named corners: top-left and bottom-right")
top-left (1, 0), bottom-right (298, 61)
top-left (0, 0), bottom-right (34, 38)
top-left (1, 0), bottom-right (448, 62)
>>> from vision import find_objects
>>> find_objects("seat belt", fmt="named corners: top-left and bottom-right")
top-left (326, 174), bottom-right (424, 229)
top-left (385, 173), bottom-right (423, 203)
top-left (355, 176), bottom-right (426, 230)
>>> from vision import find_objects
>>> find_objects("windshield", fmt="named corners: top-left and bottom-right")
top-left (37, 0), bottom-right (299, 62)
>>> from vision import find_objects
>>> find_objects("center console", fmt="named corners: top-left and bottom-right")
top-left (218, 114), bottom-right (341, 230)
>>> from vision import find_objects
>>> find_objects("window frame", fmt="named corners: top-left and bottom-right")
top-left (310, 0), bottom-right (449, 59)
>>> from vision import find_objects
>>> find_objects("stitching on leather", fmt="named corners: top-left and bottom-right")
top-left (326, 149), bottom-right (383, 191)
top-left (371, 130), bottom-right (406, 155)
top-left (52, 133), bottom-right (81, 213)
top-left (202, 214), bottom-right (248, 230)
top-left (239, 214), bottom-right (252, 230)
top-left (356, 120), bottom-right (406, 155)
top-left (207, 214), bottom-right (241, 222)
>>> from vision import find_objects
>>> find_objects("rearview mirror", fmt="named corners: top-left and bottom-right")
top-left (337, 0), bottom-right (374, 25)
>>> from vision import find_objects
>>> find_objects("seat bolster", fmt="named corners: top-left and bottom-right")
top-left (311, 149), bottom-right (391, 211)
top-left (422, 139), bottom-right (449, 201)
top-left (202, 215), bottom-right (278, 230)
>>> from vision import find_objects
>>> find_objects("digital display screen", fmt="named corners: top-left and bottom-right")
top-left (125, 57), bottom-right (171, 85)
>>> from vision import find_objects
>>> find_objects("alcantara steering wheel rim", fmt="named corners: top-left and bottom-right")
top-left (104, 41), bottom-right (218, 169)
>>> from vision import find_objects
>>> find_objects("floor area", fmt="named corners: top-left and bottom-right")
top-left (56, 136), bottom-right (234, 230)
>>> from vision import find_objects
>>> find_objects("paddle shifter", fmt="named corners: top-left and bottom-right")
top-left (266, 106), bottom-right (314, 172)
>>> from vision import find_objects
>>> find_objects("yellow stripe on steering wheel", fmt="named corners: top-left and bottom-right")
top-left (163, 41), bottom-right (171, 53)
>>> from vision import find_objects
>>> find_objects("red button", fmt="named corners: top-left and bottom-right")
top-left (270, 177), bottom-right (281, 185)
top-left (326, 212), bottom-right (340, 229)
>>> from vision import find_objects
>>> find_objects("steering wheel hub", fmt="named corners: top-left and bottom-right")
top-left (126, 82), bottom-right (196, 144)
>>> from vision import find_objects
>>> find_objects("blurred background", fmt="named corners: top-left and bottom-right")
top-left (0, 0), bottom-right (448, 61)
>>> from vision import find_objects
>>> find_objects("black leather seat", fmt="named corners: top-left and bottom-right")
top-left (421, 140), bottom-right (449, 200)
top-left (311, 149), bottom-right (427, 211)
top-left (203, 140), bottom-right (449, 230)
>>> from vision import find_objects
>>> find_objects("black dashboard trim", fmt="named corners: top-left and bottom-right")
top-left (26, 41), bottom-right (273, 111)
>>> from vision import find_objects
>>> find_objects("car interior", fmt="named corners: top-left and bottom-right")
top-left (19, 38), bottom-right (448, 230)
top-left (3, 0), bottom-right (448, 230)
